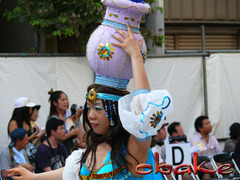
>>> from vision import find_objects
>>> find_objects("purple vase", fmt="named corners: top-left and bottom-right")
top-left (87, 0), bottom-right (150, 90)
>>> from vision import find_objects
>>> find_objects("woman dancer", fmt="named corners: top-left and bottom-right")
top-left (7, 24), bottom-right (172, 180)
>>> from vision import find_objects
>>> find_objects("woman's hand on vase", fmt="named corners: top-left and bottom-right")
top-left (112, 24), bottom-right (143, 61)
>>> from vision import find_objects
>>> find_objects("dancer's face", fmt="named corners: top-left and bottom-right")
top-left (54, 93), bottom-right (69, 112)
top-left (87, 99), bottom-right (110, 136)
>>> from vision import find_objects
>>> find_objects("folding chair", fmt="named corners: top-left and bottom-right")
top-left (190, 164), bottom-right (200, 180)
top-left (190, 155), bottom-right (212, 180)
top-left (197, 155), bottom-right (211, 165)
top-left (162, 173), bottom-right (176, 180)
top-left (230, 152), bottom-right (240, 176)
top-left (211, 152), bottom-right (235, 178)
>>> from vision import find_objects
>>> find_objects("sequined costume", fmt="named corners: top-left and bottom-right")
top-left (63, 148), bottom-right (164, 180)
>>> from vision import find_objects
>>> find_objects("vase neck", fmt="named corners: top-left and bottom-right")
top-left (104, 7), bottom-right (142, 28)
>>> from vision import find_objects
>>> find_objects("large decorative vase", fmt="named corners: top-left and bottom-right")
top-left (87, 0), bottom-right (150, 90)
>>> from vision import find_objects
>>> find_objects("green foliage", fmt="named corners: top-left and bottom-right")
top-left (4, 0), bottom-right (104, 53)
top-left (3, 0), bottom-right (164, 53)
top-left (142, 29), bottom-right (165, 48)
top-left (142, 0), bottom-right (165, 49)
top-left (146, 0), bottom-right (163, 13)
top-left (155, 6), bottom-right (163, 13)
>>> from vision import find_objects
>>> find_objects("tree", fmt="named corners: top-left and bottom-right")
top-left (4, 0), bottom-right (163, 53)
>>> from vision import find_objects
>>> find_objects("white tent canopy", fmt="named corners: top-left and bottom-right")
top-left (0, 54), bottom-right (239, 154)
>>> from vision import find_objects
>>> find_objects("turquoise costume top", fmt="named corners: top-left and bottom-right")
top-left (63, 148), bottom-right (164, 180)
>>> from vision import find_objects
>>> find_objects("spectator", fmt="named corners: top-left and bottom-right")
top-left (151, 123), bottom-right (168, 164)
top-left (26, 105), bottom-right (46, 166)
top-left (8, 97), bottom-right (42, 166)
top-left (35, 118), bottom-right (68, 173)
top-left (167, 122), bottom-right (187, 143)
top-left (8, 97), bottom-right (38, 140)
top-left (67, 104), bottom-right (86, 149)
top-left (69, 104), bottom-right (80, 128)
top-left (224, 122), bottom-right (240, 154)
top-left (0, 128), bottom-right (34, 179)
top-left (65, 104), bottom-right (78, 133)
top-left (189, 116), bottom-right (222, 179)
top-left (167, 123), bottom-right (190, 179)
top-left (189, 115), bottom-right (222, 156)
top-left (48, 90), bottom-right (80, 154)
top-left (233, 134), bottom-right (240, 168)
top-left (30, 105), bottom-right (46, 145)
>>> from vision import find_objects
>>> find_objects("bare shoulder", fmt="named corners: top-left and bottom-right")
top-left (8, 120), bottom-right (18, 133)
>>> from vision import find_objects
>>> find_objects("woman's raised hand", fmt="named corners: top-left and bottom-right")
top-left (112, 23), bottom-right (150, 91)
top-left (112, 24), bottom-right (143, 60)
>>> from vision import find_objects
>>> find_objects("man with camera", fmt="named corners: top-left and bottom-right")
top-left (167, 122), bottom-right (187, 144)
top-left (66, 104), bottom-right (86, 150)
top-left (167, 122), bottom-right (190, 180)
top-left (151, 123), bottom-right (168, 164)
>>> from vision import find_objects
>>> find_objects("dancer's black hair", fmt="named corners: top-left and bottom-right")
top-left (81, 84), bottom-right (139, 178)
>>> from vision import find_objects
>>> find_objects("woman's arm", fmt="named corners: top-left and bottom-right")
top-left (8, 120), bottom-right (18, 134)
top-left (7, 166), bottom-right (63, 180)
top-left (113, 24), bottom-right (150, 91)
top-left (32, 130), bottom-right (46, 145)
top-left (28, 131), bottom-right (39, 141)
top-left (113, 24), bottom-right (151, 170)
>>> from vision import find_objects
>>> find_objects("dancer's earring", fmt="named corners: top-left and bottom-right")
top-left (110, 117), bottom-right (115, 126)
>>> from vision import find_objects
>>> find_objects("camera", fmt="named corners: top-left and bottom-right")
top-left (32, 127), bottom-right (37, 133)
top-left (169, 135), bottom-right (187, 144)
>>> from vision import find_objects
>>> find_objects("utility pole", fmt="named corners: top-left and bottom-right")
top-left (145, 0), bottom-right (165, 55)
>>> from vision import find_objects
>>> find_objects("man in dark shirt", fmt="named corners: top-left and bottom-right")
top-left (35, 118), bottom-right (68, 173)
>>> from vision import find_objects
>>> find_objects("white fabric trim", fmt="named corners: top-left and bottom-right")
top-left (62, 149), bottom-right (85, 180)
top-left (118, 90), bottom-right (173, 139)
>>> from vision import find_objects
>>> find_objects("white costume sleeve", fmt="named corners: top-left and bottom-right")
top-left (62, 149), bottom-right (84, 180)
top-left (118, 90), bottom-right (173, 141)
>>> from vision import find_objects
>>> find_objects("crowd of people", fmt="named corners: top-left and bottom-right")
top-left (151, 117), bottom-right (240, 179)
top-left (0, 91), bottom-right (86, 180)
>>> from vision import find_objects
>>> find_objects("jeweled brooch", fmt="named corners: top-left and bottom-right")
top-left (87, 88), bottom-right (98, 103)
top-left (150, 111), bottom-right (163, 128)
top-left (98, 43), bottom-right (114, 61)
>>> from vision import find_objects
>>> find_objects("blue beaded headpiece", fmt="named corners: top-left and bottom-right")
top-left (86, 88), bottom-right (121, 103)
top-left (86, 88), bottom-right (120, 126)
